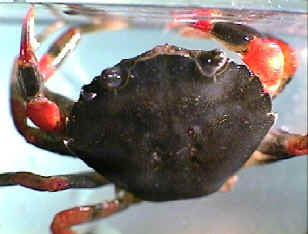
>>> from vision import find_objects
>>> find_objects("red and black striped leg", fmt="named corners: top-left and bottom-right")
top-left (244, 129), bottom-right (307, 167)
top-left (10, 7), bottom-right (75, 155)
top-left (12, 7), bottom-right (128, 155)
top-left (220, 129), bottom-right (307, 191)
top-left (51, 192), bottom-right (140, 234)
top-left (35, 5), bottom-right (67, 44)
top-left (13, 7), bottom-right (72, 133)
top-left (169, 9), bottom-right (298, 97)
top-left (0, 171), bottom-right (109, 191)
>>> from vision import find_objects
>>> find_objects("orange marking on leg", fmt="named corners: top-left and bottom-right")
top-left (12, 173), bottom-right (70, 191)
top-left (26, 97), bottom-right (62, 132)
top-left (51, 207), bottom-right (93, 234)
top-left (242, 37), bottom-right (284, 93)
top-left (168, 9), bottom-right (218, 35)
top-left (287, 135), bottom-right (308, 155)
top-left (51, 201), bottom-right (122, 234)
top-left (219, 175), bottom-right (239, 192)
top-left (39, 54), bottom-right (57, 82)
top-left (53, 207), bottom-right (93, 229)
top-left (99, 201), bottom-right (121, 217)
top-left (39, 177), bottom-right (70, 192)
top-left (191, 19), bottom-right (213, 34)
top-left (38, 28), bottom-right (81, 82)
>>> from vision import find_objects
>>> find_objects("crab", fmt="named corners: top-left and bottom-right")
top-left (0, 6), bottom-right (307, 234)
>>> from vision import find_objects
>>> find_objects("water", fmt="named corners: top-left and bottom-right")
top-left (0, 3), bottom-right (306, 234)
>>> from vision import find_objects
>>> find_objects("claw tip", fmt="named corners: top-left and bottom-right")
top-left (19, 7), bottom-right (37, 64)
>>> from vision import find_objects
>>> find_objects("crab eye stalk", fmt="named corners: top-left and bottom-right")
top-left (81, 66), bottom-right (126, 100)
top-left (100, 66), bottom-right (124, 90)
top-left (196, 49), bottom-right (228, 77)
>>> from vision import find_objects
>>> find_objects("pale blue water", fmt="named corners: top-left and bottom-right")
top-left (0, 4), bottom-right (306, 234)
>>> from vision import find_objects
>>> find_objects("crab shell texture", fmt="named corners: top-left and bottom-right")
top-left (67, 45), bottom-right (274, 201)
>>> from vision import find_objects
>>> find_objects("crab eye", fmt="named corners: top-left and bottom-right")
top-left (100, 67), bottom-right (123, 90)
top-left (196, 49), bottom-right (228, 77)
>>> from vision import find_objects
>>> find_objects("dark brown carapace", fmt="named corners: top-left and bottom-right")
top-left (69, 45), bottom-right (274, 201)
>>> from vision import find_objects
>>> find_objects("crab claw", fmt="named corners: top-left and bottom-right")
top-left (19, 7), bottom-right (38, 65)
top-left (241, 37), bottom-right (285, 94)
top-left (17, 7), bottom-right (41, 98)
top-left (266, 35), bottom-right (299, 84)
top-left (17, 7), bottom-right (62, 132)
top-left (27, 97), bottom-right (62, 132)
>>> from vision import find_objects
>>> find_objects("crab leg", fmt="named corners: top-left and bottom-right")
top-left (0, 171), bottom-right (109, 191)
top-left (10, 8), bottom-right (74, 156)
top-left (244, 129), bottom-right (307, 167)
top-left (35, 4), bottom-right (67, 44)
top-left (170, 9), bottom-right (298, 97)
top-left (13, 6), bottom-right (128, 132)
top-left (219, 130), bottom-right (307, 191)
top-left (51, 192), bottom-right (140, 234)
top-left (14, 7), bottom-right (70, 132)
top-left (11, 6), bottom-right (129, 156)
top-left (38, 21), bottom-right (126, 82)
top-left (38, 27), bottom-right (81, 82)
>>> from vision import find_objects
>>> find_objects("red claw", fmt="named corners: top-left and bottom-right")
top-left (19, 7), bottom-right (37, 65)
top-left (39, 54), bottom-right (57, 82)
top-left (27, 97), bottom-right (62, 132)
top-left (266, 36), bottom-right (299, 81)
top-left (17, 7), bottom-right (65, 133)
top-left (242, 36), bottom-right (298, 96)
top-left (39, 28), bottom-right (81, 82)
top-left (170, 9), bottom-right (299, 97)
top-left (241, 37), bottom-right (285, 92)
